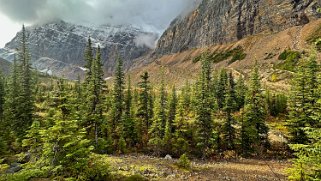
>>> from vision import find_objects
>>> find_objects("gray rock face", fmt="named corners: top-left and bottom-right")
top-left (1, 20), bottom-right (156, 79)
top-left (155, 0), bottom-right (321, 55)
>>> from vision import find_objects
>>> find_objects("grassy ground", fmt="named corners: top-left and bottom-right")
top-left (106, 154), bottom-right (290, 181)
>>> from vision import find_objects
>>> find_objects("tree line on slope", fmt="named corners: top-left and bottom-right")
top-left (0, 26), bottom-right (320, 180)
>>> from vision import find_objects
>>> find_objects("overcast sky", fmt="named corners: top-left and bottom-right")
top-left (0, 0), bottom-right (200, 48)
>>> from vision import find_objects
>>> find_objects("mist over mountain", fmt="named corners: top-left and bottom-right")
top-left (0, 0), bottom-right (201, 34)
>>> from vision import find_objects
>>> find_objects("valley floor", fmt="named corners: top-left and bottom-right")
top-left (106, 154), bottom-right (290, 181)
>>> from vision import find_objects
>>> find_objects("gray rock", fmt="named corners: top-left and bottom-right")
top-left (1, 20), bottom-right (156, 79)
top-left (155, 0), bottom-right (321, 56)
top-left (164, 154), bottom-right (172, 160)
top-left (6, 163), bottom-right (22, 174)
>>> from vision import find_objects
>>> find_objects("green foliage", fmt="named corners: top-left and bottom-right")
top-left (276, 49), bottom-right (301, 72)
top-left (110, 56), bottom-right (125, 151)
top-left (195, 55), bottom-right (215, 157)
top-left (136, 72), bottom-right (153, 147)
top-left (177, 153), bottom-right (191, 169)
top-left (266, 92), bottom-right (287, 117)
top-left (4, 25), bottom-right (35, 138)
top-left (235, 76), bottom-right (247, 110)
top-left (193, 46), bottom-right (246, 64)
top-left (288, 128), bottom-right (321, 180)
top-left (82, 45), bottom-right (105, 149)
top-left (22, 120), bottom-right (42, 162)
top-left (215, 69), bottom-right (228, 109)
top-left (85, 154), bottom-right (110, 180)
top-left (123, 76), bottom-right (137, 147)
top-left (222, 72), bottom-right (237, 150)
top-left (149, 77), bottom-right (167, 155)
top-left (0, 71), bottom-right (4, 120)
top-left (287, 55), bottom-right (318, 144)
top-left (242, 65), bottom-right (269, 156)
top-left (0, 168), bottom-right (49, 181)
top-left (172, 96), bottom-right (190, 156)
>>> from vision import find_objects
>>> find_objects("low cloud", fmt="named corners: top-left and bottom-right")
top-left (0, 0), bottom-right (201, 33)
top-left (134, 33), bottom-right (159, 49)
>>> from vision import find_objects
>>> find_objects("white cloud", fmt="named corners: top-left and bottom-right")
top-left (0, 0), bottom-right (201, 33)
top-left (134, 33), bottom-right (159, 49)
top-left (0, 13), bottom-right (21, 47)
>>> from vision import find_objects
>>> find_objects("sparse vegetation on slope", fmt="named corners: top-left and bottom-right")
top-left (192, 46), bottom-right (246, 64)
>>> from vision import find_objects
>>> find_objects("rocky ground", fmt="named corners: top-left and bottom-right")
top-left (106, 154), bottom-right (290, 181)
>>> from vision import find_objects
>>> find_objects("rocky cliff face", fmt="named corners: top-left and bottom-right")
top-left (155, 0), bottom-right (321, 55)
top-left (0, 20), bottom-right (156, 79)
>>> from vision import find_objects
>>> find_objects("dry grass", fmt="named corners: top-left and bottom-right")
top-left (104, 154), bottom-right (290, 181)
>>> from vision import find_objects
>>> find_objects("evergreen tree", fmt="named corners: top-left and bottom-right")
top-left (84, 37), bottom-right (94, 84)
top-left (173, 95), bottom-right (190, 156)
top-left (0, 71), bottom-right (7, 155)
top-left (288, 127), bottom-right (321, 180)
top-left (216, 69), bottom-right (228, 110)
top-left (196, 55), bottom-right (214, 157)
top-left (6, 25), bottom-right (35, 138)
top-left (222, 72), bottom-right (237, 150)
top-left (123, 75), bottom-right (137, 147)
top-left (149, 77), bottom-right (167, 154)
top-left (167, 86), bottom-right (177, 133)
top-left (40, 80), bottom-right (93, 178)
top-left (287, 55), bottom-right (318, 144)
top-left (136, 72), bottom-right (153, 147)
top-left (236, 75), bottom-right (247, 110)
top-left (41, 117), bottom-right (93, 177)
top-left (22, 120), bottom-right (42, 162)
top-left (163, 86), bottom-right (177, 153)
top-left (110, 56), bottom-right (125, 149)
top-left (0, 71), bottom-right (4, 120)
top-left (242, 65), bottom-right (269, 155)
top-left (287, 52), bottom-right (321, 180)
top-left (3, 57), bottom-right (20, 141)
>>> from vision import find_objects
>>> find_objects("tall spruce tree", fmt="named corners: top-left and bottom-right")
top-left (242, 65), bottom-right (269, 155)
top-left (123, 75), bottom-right (137, 147)
top-left (0, 71), bottom-right (4, 121)
top-left (222, 72), bottom-right (237, 150)
top-left (196, 55), bottom-right (214, 157)
top-left (287, 55), bottom-right (318, 144)
top-left (84, 37), bottom-right (94, 84)
top-left (40, 79), bottom-right (93, 178)
top-left (287, 52), bottom-right (321, 180)
top-left (173, 95), bottom-right (190, 156)
top-left (110, 56), bottom-right (125, 149)
top-left (84, 46), bottom-right (105, 147)
top-left (136, 72), bottom-right (153, 147)
top-left (13, 25), bottom-right (34, 137)
top-left (167, 86), bottom-right (177, 133)
top-left (163, 86), bottom-right (177, 153)
top-left (236, 75), bottom-right (247, 110)
top-left (149, 76), bottom-right (167, 154)
top-left (216, 69), bottom-right (228, 110)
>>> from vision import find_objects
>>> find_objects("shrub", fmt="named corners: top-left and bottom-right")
top-left (177, 153), bottom-right (191, 169)
top-left (84, 154), bottom-right (110, 181)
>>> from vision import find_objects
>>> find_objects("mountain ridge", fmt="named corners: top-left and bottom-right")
top-left (0, 20), bottom-right (156, 79)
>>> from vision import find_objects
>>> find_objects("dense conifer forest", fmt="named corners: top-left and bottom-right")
top-left (0, 26), bottom-right (321, 181)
